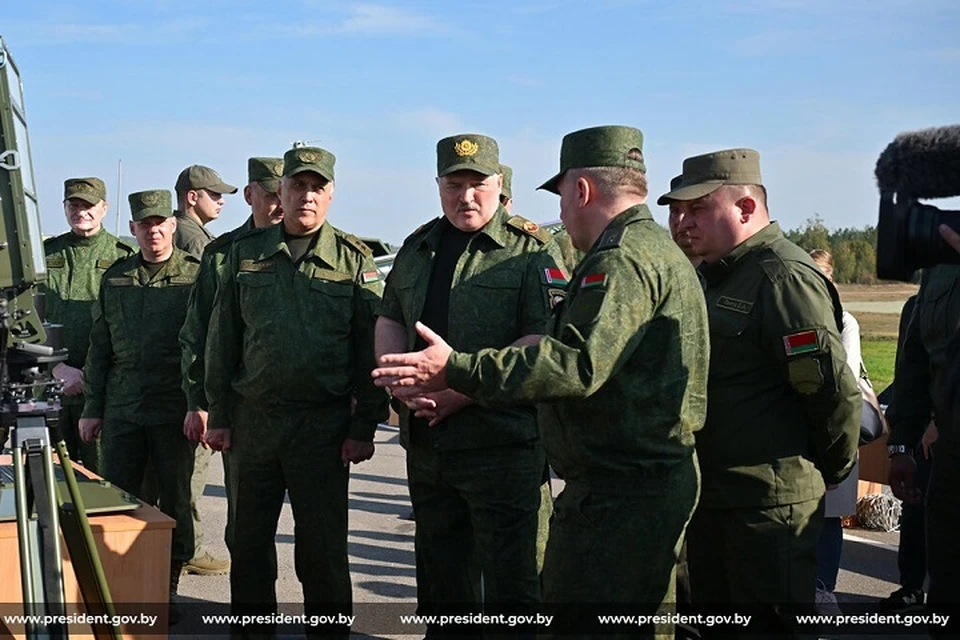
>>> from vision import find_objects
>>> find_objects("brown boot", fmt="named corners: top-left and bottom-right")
top-left (183, 551), bottom-right (230, 576)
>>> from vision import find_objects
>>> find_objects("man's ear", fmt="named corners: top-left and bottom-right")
top-left (186, 189), bottom-right (200, 207)
top-left (577, 175), bottom-right (591, 207)
top-left (129, 220), bottom-right (136, 235)
top-left (244, 185), bottom-right (254, 206)
top-left (738, 196), bottom-right (757, 220)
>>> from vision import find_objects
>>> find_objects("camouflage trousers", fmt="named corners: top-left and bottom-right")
top-left (541, 456), bottom-right (699, 640)
top-left (407, 438), bottom-right (544, 623)
top-left (100, 417), bottom-right (195, 563)
top-left (686, 497), bottom-right (823, 639)
top-left (229, 401), bottom-right (351, 639)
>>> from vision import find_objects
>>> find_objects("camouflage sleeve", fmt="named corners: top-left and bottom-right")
top-left (350, 254), bottom-right (390, 441)
top-left (204, 246), bottom-right (243, 431)
top-left (81, 282), bottom-right (112, 419)
top-left (887, 309), bottom-right (932, 447)
top-left (447, 250), bottom-right (654, 404)
top-left (179, 250), bottom-right (219, 411)
top-left (760, 269), bottom-right (860, 485)
top-left (519, 249), bottom-right (563, 335)
top-left (377, 254), bottom-right (406, 325)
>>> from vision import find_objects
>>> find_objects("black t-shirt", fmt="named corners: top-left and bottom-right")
top-left (411, 218), bottom-right (475, 436)
top-left (284, 228), bottom-right (320, 264)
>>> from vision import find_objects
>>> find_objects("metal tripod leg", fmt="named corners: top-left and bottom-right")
top-left (12, 415), bottom-right (67, 640)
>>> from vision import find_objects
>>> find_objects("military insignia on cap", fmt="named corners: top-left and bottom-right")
top-left (74, 182), bottom-right (95, 193)
top-left (454, 139), bottom-right (479, 157)
top-left (269, 160), bottom-right (283, 177)
top-left (297, 149), bottom-right (319, 164)
top-left (140, 192), bottom-right (160, 206)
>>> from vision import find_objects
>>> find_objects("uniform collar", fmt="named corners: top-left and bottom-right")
top-left (68, 227), bottom-right (107, 247)
top-left (419, 205), bottom-right (511, 252)
top-left (256, 220), bottom-right (339, 268)
top-left (699, 221), bottom-right (782, 285)
top-left (582, 203), bottom-right (653, 254)
top-left (175, 210), bottom-right (215, 240)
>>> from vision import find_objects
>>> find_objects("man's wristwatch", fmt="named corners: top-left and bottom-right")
top-left (888, 444), bottom-right (911, 458)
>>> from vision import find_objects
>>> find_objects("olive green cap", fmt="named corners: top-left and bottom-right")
top-left (248, 157), bottom-right (284, 194)
top-left (283, 146), bottom-right (336, 182)
top-left (500, 164), bottom-right (513, 199)
top-left (657, 148), bottom-right (762, 204)
top-left (175, 164), bottom-right (238, 195)
top-left (436, 134), bottom-right (500, 177)
top-left (63, 177), bottom-right (106, 205)
top-left (128, 189), bottom-right (173, 221)
top-left (539, 125), bottom-right (646, 194)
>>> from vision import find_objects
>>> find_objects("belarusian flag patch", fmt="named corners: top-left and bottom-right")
top-left (361, 270), bottom-right (381, 284)
top-left (543, 267), bottom-right (569, 286)
top-left (581, 273), bottom-right (607, 289)
top-left (783, 330), bottom-right (819, 356)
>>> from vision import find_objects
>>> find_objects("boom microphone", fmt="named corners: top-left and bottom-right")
top-left (875, 125), bottom-right (960, 198)
top-left (875, 125), bottom-right (960, 281)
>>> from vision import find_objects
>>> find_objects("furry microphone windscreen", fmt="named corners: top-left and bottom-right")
top-left (875, 125), bottom-right (960, 199)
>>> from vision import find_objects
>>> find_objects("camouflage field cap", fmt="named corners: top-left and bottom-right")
top-left (500, 164), bottom-right (513, 199)
top-left (63, 177), bottom-right (107, 205)
top-left (128, 189), bottom-right (173, 221)
top-left (657, 148), bottom-right (762, 203)
top-left (539, 125), bottom-right (646, 194)
top-left (283, 146), bottom-right (336, 182)
top-left (248, 157), bottom-right (284, 194)
top-left (437, 134), bottom-right (500, 177)
top-left (174, 165), bottom-right (238, 195)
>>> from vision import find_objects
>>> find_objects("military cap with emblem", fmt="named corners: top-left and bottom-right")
top-left (174, 164), bottom-right (238, 195)
top-left (283, 146), bottom-right (336, 182)
top-left (248, 157), bottom-right (284, 194)
top-left (437, 134), bottom-right (500, 177)
top-left (657, 148), bottom-right (762, 204)
top-left (538, 125), bottom-right (646, 194)
top-left (64, 177), bottom-right (107, 205)
top-left (128, 189), bottom-right (173, 221)
top-left (500, 164), bottom-right (513, 200)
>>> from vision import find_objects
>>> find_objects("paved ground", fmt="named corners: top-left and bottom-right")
top-left (171, 422), bottom-right (920, 639)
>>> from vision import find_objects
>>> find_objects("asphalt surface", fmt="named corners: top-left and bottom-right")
top-left (169, 422), bottom-right (925, 639)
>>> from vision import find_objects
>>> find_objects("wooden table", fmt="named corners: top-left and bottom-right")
top-left (0, 455), bottom-right (174, 638)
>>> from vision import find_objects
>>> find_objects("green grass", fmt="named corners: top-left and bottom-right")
top-left (861, 338), bottom-right (897, 391)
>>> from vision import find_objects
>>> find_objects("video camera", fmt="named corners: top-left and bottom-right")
top-left (875, 125), bottom-right (960, 281)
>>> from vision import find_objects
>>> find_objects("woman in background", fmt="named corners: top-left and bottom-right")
top-left (809, 249), bottom-right (861, 614)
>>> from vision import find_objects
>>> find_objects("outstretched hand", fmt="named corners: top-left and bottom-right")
top-left (372, 322), bottom-right (452, 394)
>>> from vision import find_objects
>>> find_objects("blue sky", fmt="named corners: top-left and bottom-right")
top-left (5, 0), bottom-right (958, 244)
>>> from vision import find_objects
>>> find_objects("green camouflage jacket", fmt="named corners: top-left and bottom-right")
top-left (205, 221), bottom-right (388, 441)
top-left (82, 248), bottom-right (200, 423)
top-left (379, 206), bottom-right (561, 451)
top-left (446, 205), bottom-right (710, 486)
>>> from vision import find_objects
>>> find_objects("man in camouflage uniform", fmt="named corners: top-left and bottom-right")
top-left (78, 189), bottom-right (200, 609)
top-left (43, 177), bottom-right (133, 473)
top-left (888, 264), bottom-right (960, 625)
top-left (180, 157), bottom-right (284, 556)
top-left (661, 149), bottom-right (860, 636)
top-left (174, 163), bottom-right (237, 576)
top-left (376, 134), bottom-right (559, 629)
top-left (204, 146), bottom-right (387, 637)
top-left (375, 126), bottom-right (709, 639)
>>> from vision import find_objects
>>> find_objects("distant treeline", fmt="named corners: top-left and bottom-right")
top-left (784, 215), bottom-right (881, 284)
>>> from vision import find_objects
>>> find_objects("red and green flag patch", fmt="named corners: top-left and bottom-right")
top-left (783, 330), bottom-right (819, 356)
top-left (580, 273), bottom-right (607, 289)
top-left (543, 267), bottom-right (569, 286)
top-left (361, 270), bottom-right (381, 284)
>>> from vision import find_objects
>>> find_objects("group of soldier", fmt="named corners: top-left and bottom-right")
top-left (36, 124), bottom-right (867, 639)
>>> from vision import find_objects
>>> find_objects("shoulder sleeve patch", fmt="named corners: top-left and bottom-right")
top-left (542, 267), bottom-right (569, 286)
top-left (783, 329), bottom-right (820, 357)
top-left (788, 357), bottom-right (824, 395)
top-left (580, 273), bottom-right (608, 289)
